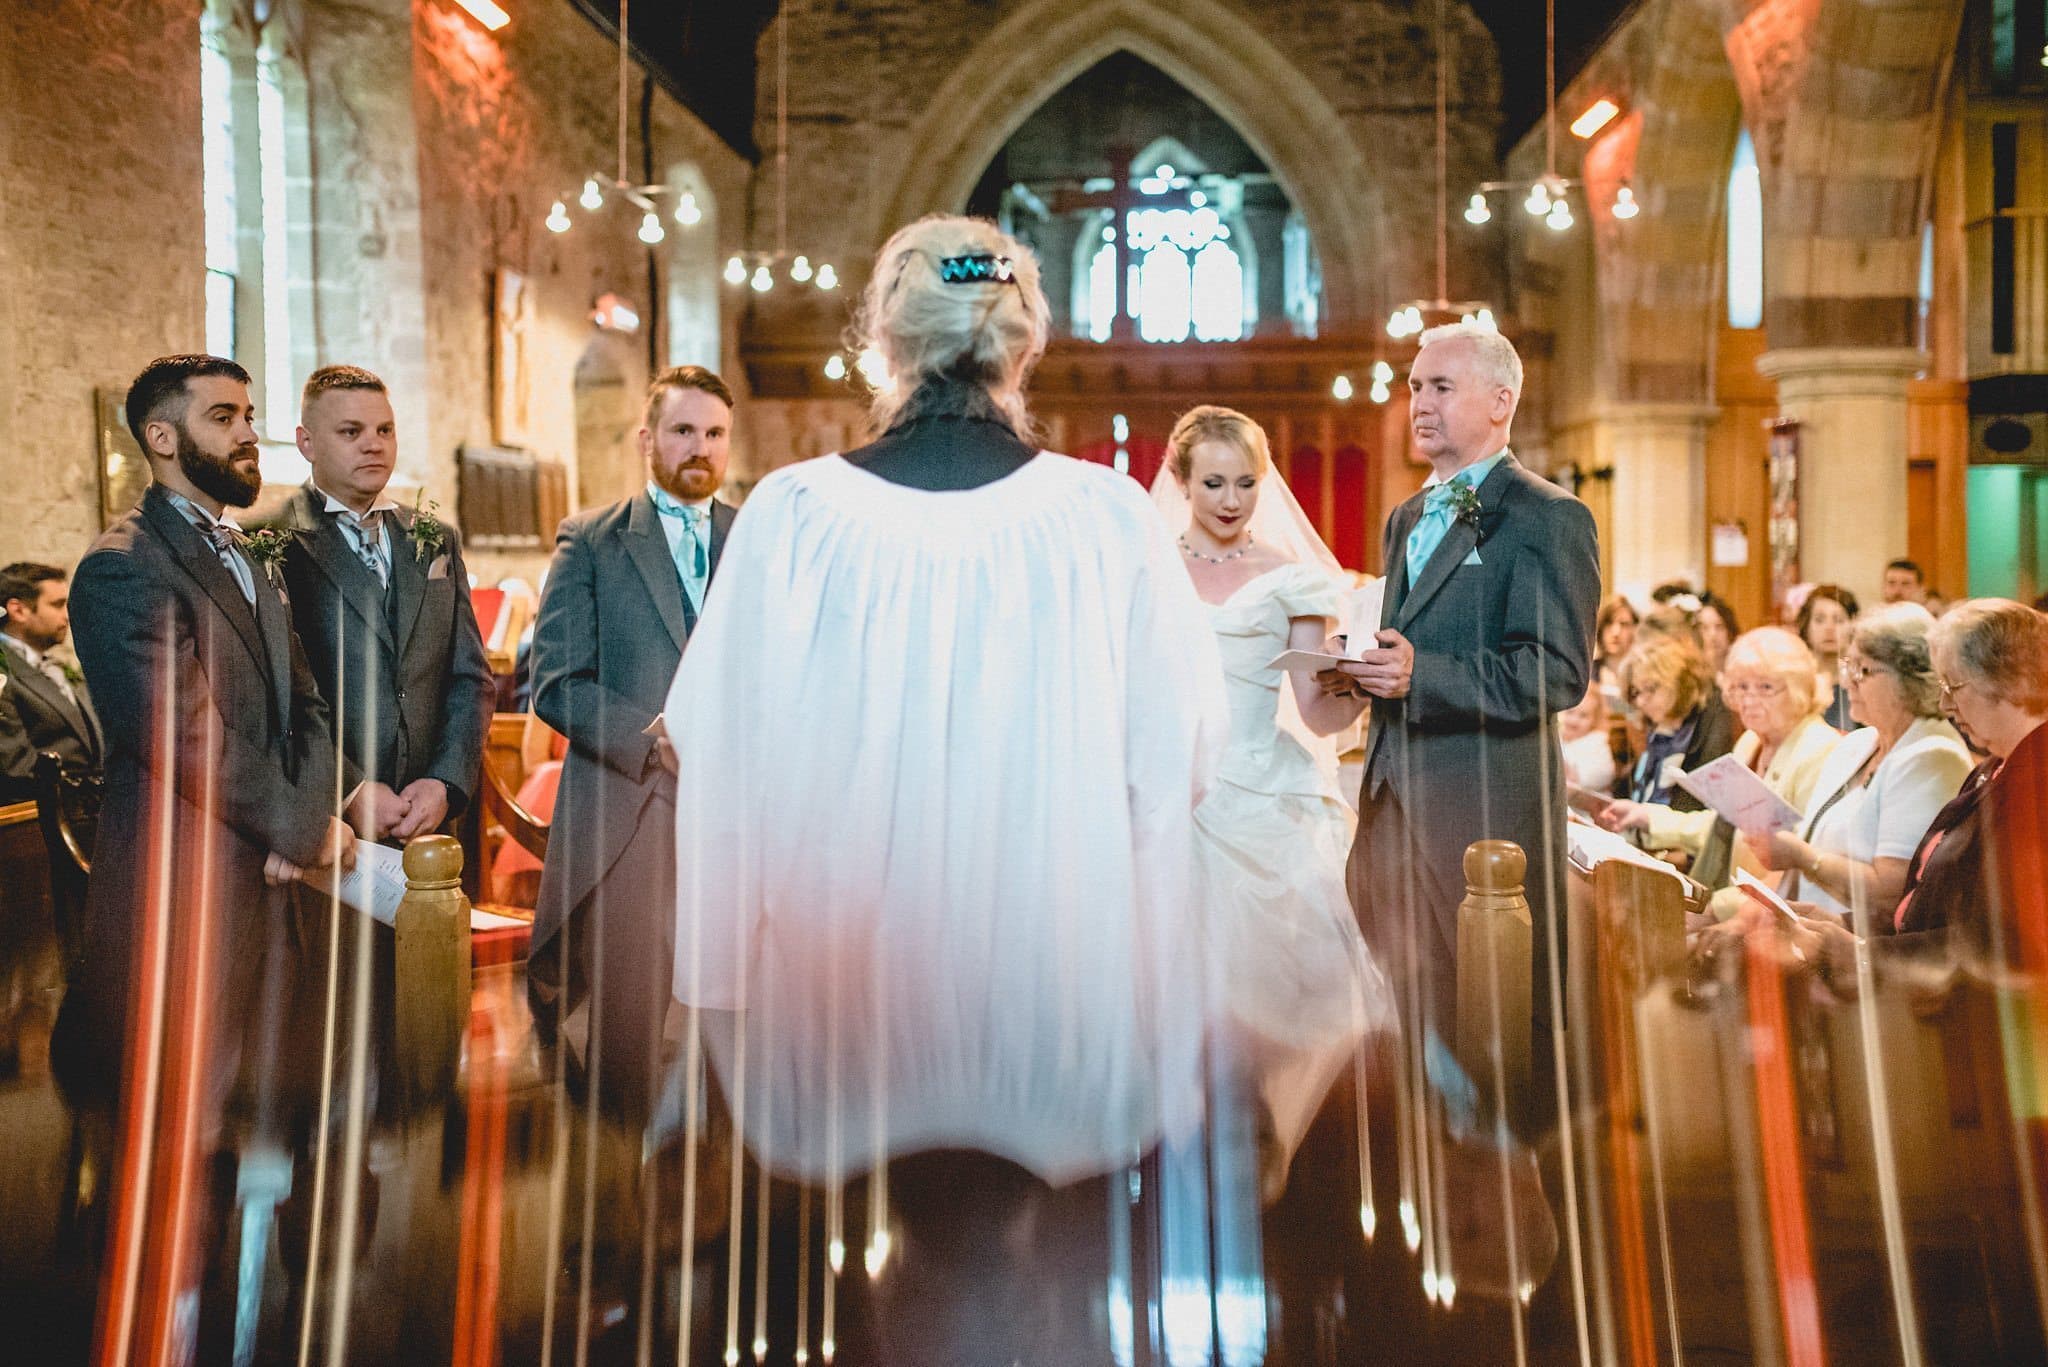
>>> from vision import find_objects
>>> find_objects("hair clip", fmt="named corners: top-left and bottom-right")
top-left (937, 253), bottom-right (1016, 285)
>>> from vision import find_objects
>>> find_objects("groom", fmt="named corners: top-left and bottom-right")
top-left (1325, 322), bottom-right (1598, 1058)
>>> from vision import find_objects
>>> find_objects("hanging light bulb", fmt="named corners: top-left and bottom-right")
top-left (637, 210), bottom-right (665, 245)
top-left (1546, 196), bottom-right (1574, 232)
top-left (823, 353), bottom-right (847, 381)
top-left (674, 192), bottom-right (703, 226)
top-left (1611, 183), bottom-right (1639, 220)
top-left (1331, 374), bottom-right (1355, 402)
top-left (1369, 378), bottom-right (1391, 405)
top-left (1463, 192), bottom-right (1492, 226)
top-left (1476, 307), bottom-right (1496, 329)
top-left (1404, 306), bottom-right (1425, 335)
top-left (724, 255), bottom-right (747, 285)
top-left (855, 346), bottom-right (888, 388)
top-left (815, 263), bottom-right (838, 291)
top-left (579, 177), bottom-right (605, 212)
top-left (789, 255), bottom-right (814, 283)
top-left (750, 264), bottom-right (774, 292)
top-left (546, 200), bottom-right (572, 234)
top-left (1386, 311), bottom-right (1407, 339)
top-left (1524, 180), bottom-right (1551, 216)
top-left (1372, 360), bottom-right (1395, 384)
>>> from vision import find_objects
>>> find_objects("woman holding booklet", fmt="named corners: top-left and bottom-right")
top-left (1599, 626), bottom-right (1841, 915)
top-left (1737, 605), bottom-right (1971, 926)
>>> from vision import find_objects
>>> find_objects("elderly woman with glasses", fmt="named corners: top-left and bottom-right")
top-left (1605, 627), bottom-right (1841, 906)
top-left (1739, 604), bottom-right (1972, 925)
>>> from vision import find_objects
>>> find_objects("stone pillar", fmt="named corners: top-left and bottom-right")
top-left (1755, 348), bottom-right (1923, 608)
top-left (1599, 403), bottom-right (1717, 599)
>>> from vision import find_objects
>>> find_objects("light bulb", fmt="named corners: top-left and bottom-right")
top-left (724, 255), bottom-right (747, 285)
top-left (579, 178), bottom-right (604, 212)
top-left (1331, 374), bottom-right (1354, 402)
top-left (1464, 192), bottom-right (1492, 225)
top-left (1189, 190), bottom-right (1207, 207)
top-left (637, 210), bottom-right (665, 245)
top-left (824, 353), bottom-right (847, 380)
top-left (1612, 184), bottom-right (1639, 220)
top-left (751, 264), bottom-right (774, 292)
top-left (1369, 380), bottom-right (1391, 404)
top-left (790, 255), bottom-right (813, 283)
top-left (1477, 307), bottom-right (1496, 328)
top-left (1524, 181), bottom-right (1550, 216)
top-left (1156, 163), bottom-right (1176, 181)
top-left (1404, 306), bottom-right (1424, 334)
top-left (855, 346), bottom-right (887, 388)
top-left (1460, 312), bottom-right (1475, 325)
top-left (674, 192), bottom-right (702, 226)
top-left (546, 200), bottom-right (572, 233)
top-left (814, 263), bottom-right (838, 291)
top-left (1385, 312), bottom-right (1405, 339)
top-left (1547, 198), bottom-right (1574, 232)
top-left (1372, 360), bottom-right (1394, 383)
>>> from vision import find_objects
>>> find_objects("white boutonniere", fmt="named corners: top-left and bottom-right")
top-left (410, 495), bottom-right (448, 564)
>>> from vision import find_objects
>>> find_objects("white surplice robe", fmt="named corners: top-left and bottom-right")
top-left (665, 450), bottom-right (1226, 1185)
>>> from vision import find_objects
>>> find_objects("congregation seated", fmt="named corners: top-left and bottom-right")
top-left (1592, 592), bottom-right (1638, 704)
top-left (1650, 580), bottom-right (1741, 675)
top-left (1738, 604), bottom-right (1971, 927)
top-left (1603, 626), bottom-right (1840, 915)
top-left (1559, 684), bottom-right (1616, 795)
top-left (1718, 599), bottom-right (2047, 986)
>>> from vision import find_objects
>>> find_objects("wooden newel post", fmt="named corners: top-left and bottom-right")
top-left (1457, 838), bottom-right (1533, 1130)
top-left (395, 833), bottom-right (470, 1107)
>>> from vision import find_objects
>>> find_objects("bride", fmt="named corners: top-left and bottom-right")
top-left (1153, 406), bottom-right (1394, 1197)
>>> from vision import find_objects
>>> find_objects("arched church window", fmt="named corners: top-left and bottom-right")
top-left (1727, 127), bottom-right (1764, 330)
top-left (200, 1), bottom-right (314, 447)
top-left (1283, 211), bottom-right (1321, 338)
top-left (1081, 203), bottom-right (1246, 343)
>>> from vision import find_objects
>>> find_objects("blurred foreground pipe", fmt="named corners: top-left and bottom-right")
top-left (1457, 839), bottom-right (1531, 1131)
top-left (395, 834), bottom-right (470, 1108)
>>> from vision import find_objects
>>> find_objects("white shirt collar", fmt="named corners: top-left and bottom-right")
top-left (314, 484), bottom-right (403, 519)
top-left (162, 487), bottom-right (243, 534)
top-left (1420, 447), bottom-right (1511, 489)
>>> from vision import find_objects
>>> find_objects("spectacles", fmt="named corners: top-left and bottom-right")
top-left (1938, 676), bottom-right (1974, 704)
top-left (1627, 682), bottom-right (1668, 703)
top-left (1842, 661), bottom-right (1884, 685)
top-left (1724, 680), bottom-right (1787, 700)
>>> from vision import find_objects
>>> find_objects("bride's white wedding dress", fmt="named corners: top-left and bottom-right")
top-left (1195, 560), bottom-right (1393, 1162)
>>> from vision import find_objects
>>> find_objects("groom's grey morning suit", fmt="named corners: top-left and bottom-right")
top-left (530, 488), bottom-right (735, 1125)
top-left (1349, 453), bottom-right (1599, 1043)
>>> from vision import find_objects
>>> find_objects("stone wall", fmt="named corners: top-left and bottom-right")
top-left (0, 0), bottom-right (207, 568)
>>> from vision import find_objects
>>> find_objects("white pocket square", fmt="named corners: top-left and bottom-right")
top-left (427, 554), bottom-right (451, 580)
top-left (1462, 547), bottom-right (1483, 566)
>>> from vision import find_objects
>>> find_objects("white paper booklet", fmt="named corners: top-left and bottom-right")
top-left (299, 840), bottom-right (528, 932)
top-left (1671, 754), bottom-right (1805, 836)
top-left (1565, 815), bottom-right (1689, 887)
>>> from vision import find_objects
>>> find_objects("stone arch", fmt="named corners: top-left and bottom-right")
top-left (1722, 0), bottom-right (1964, 349)
top-left (1583, 0), bottom-right (1744, 404)
top-left (875, 0), bottom-right (1380, 326)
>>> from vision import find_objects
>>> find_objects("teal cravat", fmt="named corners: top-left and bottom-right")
top-left (649, 488), bottom-right (710, 609)
top-left (1404, 483), bottom-right (1462, 587)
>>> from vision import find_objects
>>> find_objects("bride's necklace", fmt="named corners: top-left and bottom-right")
top-left (1180, 531), bottom-right (1255, 564)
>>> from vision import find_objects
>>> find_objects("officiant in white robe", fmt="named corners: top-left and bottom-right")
top-left (662, 216), bottom-right (1226, 1188)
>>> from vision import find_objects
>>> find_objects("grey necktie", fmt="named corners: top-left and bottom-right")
top-left (201, 521), bottom-right (257, 604)
top-left (341, 509), bottom-right (390, 588)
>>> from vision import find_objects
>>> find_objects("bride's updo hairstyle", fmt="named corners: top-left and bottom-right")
top-left (854, 215), bottom-right (1052, 437)
top-left (1166, 404), bottom-right (1273, 485)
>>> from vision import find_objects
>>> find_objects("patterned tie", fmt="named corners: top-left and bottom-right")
top-left (201, 520), bottom-right (257, 604)
top-left (341, 508), bottom-right (390, 589)
top-left (1404, 482), bottom-right (1463, 587)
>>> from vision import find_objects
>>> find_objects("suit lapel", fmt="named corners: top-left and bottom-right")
top-left (624, 493), bottom-right (689, 653)
top-left (707, 499), bottom-right (735, 581)
top-left (251, 554), bottom-right (295, 724)
top-left (141, 487), bottom-right (271, 683)
top-left (387, 507), bottom-right (429, 655)
top-left (1392, 455), bottom-right (1518, 632)
top-left (5, 656), bottom-right (97, 757)
top-left (294, 488), bottom-right (397, 651)
top-left (1382, 498), bottom-right (1420, 624)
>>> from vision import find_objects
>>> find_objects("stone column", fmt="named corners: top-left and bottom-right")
top-left (1598, 402), bottom-right (1718, 599)
top-left (1755, 347), bottom-right (1923, 608)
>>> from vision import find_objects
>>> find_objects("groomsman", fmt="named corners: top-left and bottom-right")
top-left (277, 364), bottom-right (493, 839)
top-left (0, 562), bottom-right (103, 802)
top-left (530, 364), bottom-right (737, 1127)
top-left (53, 354), bottom-right (355, 1326)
